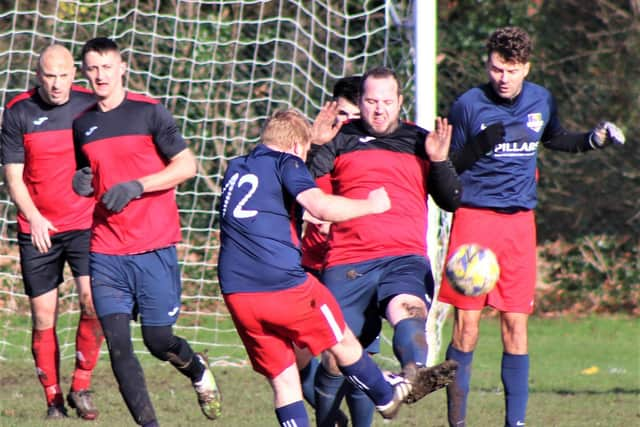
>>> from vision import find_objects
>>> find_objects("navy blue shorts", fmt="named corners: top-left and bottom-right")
top-left (19, 229), bottom-right (91, 298)
top-left (321, 255), bottom-right (433, 348)
top-left (307, 265), bottom-right (381, 354)
top-left (90, 246), bottom-right (182, 326)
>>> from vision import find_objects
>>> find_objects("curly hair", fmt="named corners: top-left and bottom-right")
top-left (486, 27), bottom-right (532, 63)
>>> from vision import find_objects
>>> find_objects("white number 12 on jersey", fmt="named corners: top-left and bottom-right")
top-left (221, 172), bottom-right (259, 218)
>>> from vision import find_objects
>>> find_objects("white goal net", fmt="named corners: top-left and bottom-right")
top-left (0, 0), bottom-right (450, 368)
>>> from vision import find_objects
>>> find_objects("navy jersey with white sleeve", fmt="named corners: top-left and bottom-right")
top-left (218, 144), bottom-right (317, 294)
top-left (450, 81), bottom-right (565, 210)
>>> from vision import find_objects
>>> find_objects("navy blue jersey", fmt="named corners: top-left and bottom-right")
top-left (449, 82), bottom-right (564, 210)
top-left (218, 144), bottom-right (317, 294)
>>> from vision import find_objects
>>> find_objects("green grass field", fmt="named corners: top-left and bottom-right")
top-left (0, 315), bottom-right (637, 426)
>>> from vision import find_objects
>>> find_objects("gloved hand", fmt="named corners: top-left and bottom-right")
top-left (101, 180), bottom-right (144, 213)
top-left (471, 122), bottom-right (506, 156)
top-left (72, 167), bottom-right (94, 197)
top-left (451, 122), bottom-right (505, 173)
top-left (589, 121), bottom-right (626, 148)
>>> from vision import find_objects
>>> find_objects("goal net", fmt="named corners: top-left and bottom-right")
top-left (0, 0), bottom-right (450, 368)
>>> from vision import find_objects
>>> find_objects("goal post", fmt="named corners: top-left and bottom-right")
top-left (0, 0), bottom-right (449, 368)
top-left (412, 0), bottom-right (453, 367)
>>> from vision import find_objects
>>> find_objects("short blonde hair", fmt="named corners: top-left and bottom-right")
top-left (261, 109), bottom-right (312, 150)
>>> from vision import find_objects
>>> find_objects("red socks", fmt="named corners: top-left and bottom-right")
top-left (32, 328), bottom-right (62, 406)
top-left (71, 315), bottom-right (104, 392)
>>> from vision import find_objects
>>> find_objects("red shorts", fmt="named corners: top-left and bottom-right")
top-left (223, 274), bottom-right (346, 379)
top-left (438, 207), bottom-right (537, 314)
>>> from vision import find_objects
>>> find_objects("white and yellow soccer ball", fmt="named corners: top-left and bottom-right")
top-left (445, 244), bottom-right (500, 296)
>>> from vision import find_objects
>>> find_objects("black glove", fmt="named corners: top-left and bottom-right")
top-left (450, 122), bottom-right (505, 173)
top-left (72, 167), bottom-right (95, 197)
top-left (471, 122), bottom-right (506, 156)
top-left (101, 180), bottom-right (144, 213)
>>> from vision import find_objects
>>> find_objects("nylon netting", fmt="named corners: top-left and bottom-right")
top-left (0, 0), bottom-right (450, 368)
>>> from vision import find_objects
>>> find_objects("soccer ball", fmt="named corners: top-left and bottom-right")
top-left (445, 244), bottom-right (500, 296)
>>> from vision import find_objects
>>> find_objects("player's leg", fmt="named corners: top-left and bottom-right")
top-left (381, 256), bottom-right (431, 369)
top-left (136, 247), bottom-right (221, 420)
top-left (65, 230), bottom-right (104, 420)
top-left (501, 312), bottom-right (529, 427)
top-left (493, 210), bottom-right (536, 427)
top-left (19, 232), bottom-right (67, 418)
top-left (295, 330), bottom-right (350, 427)
top-left (30, 289), bottom-right (66, 418)
top-left (294, 344), bottom-right (318, 406)
top-left (438, 207), bottom-right (513, 427)
top-left (446, 308), bottom-right (482, 427)
top-left (326, 326), bottom-right (411, 420)
top-left (342, 331), bottom-right (380, 427)
top-left (269, 363), bottom-right (310, 427)
top-left (90, 251), bottom-right (158, 426)
top-left (315, 260), bottom-right (379, 426)
top-left (224, 290), bottom-right (311, 427)
top-left (315, 352), bottom-right (349, 427)
top-left (100, 313), bottom-right (157, 426)
top-left (381, 255), bottom-right (458, 403)
top-left (293, 273), bottom-right (409, 420)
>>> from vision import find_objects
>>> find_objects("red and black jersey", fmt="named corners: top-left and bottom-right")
top-left (72, 92), bottom-right (187, 255)
top-left (300, 172), bottom-right (332, 271)
top-left (1, 86), bottom-right (96, 234)
top-left (307, 120), bottom-right (434, 268)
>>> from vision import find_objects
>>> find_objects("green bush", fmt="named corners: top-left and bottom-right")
top-left (536, 235), bottom-right (639, 315)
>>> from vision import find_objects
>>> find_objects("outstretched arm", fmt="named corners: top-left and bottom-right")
top-left (296, 187), bottom-right (390, 223)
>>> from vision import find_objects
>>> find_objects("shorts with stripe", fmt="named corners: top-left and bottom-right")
top-left (90, 246), bottom-right (182, 326)
top-left (223, 274), bottom-right (346, 379)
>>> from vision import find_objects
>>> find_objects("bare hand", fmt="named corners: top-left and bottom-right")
top-left (29, 213), bottom-right (58, 253)
top-left (367, 187), bottom-right (391, 214)
top-left (312, 101), bottom-right (343, 145)
top-left (425, 116), bottom-right (452, 162)
top-left (318, 222), bottom-right (331, 235)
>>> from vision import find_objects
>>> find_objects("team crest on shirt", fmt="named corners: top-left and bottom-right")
top-left (526, 113), bottom-right (544, 133)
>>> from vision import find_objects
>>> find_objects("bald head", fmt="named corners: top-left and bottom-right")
top-left (36, 44), bottom-right (77, 105)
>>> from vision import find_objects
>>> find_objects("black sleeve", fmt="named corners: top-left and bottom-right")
top-left (307, 140), bottom-right (338, 179)
top-left (542, 132), bottom-right (594, 153)
top-left (151, 103), bottom-right (187, 160)
top-left (428, 159), bottom-right (462, 212)
top-left (72, 125), bottom-right (89, 169)
top-left (450, 143), bottom-right (483, 174)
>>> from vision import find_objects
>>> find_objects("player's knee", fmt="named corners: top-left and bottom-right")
top-left (32, 313), bottom-right (56, 330)
top-left (141, 325), bottom-right (192, 366)
top-left (387, 294), bottom-right (427, 321)
top-left (141, 325), bottom-right (174, 361)
top-left (452, 323), bottom-right (480, 351)
top-left (321, 351), bottom-right (341, 375)
top-left (101, 313), bottom-right (135, 356)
